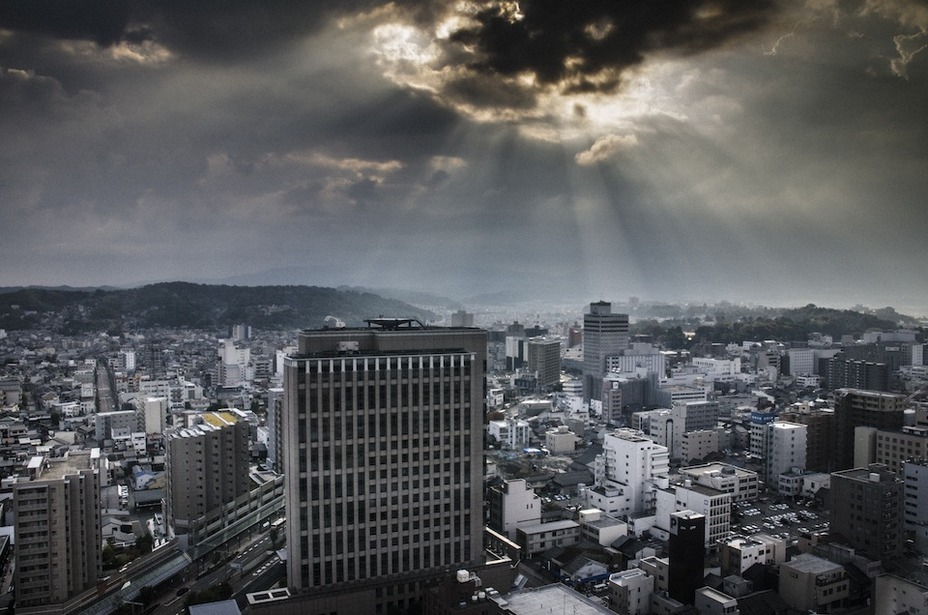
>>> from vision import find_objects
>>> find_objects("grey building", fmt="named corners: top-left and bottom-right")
top-left (583, 302), bottom-right (629, 401)
top-left (282, 319), bottom-right (486, 614)
top-left (13, 453), bottom-right (102, 613)
top-left (831, 463), bottom-right (904, 562)
top-left (164, 410), bottom-right (251, 542)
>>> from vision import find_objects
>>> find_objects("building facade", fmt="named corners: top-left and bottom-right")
top-left (13, 453), bottom-right (101, 612)
top-left (583, 302), bottom-right (629, 401)
top-left (164, 410), bottom-right (251, 542)
top-left (282, 320), bottom-right (486, 613)
top-left (831, 463), bottom-right (904, 562)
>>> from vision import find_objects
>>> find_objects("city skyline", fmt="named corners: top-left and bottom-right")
top-left (1, 2), bottom-right (927, 311)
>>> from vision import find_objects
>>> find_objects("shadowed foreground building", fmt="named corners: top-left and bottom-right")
top-left (281, 319), bottom-right (486, 614)
top-left (13, 452), bottom-right (102, 614)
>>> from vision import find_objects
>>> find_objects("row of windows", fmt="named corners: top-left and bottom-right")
top-left (302, 541), bottom-right (471, 586)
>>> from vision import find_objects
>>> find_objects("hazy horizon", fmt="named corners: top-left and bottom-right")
top-left (2, 2), bottom-right (926, 313)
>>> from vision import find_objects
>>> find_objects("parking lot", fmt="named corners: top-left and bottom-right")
top-left (732, 498), bottom-right (830, 543)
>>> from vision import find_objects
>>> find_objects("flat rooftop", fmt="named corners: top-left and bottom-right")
top-left (498, 584), bottom-right (613, 615)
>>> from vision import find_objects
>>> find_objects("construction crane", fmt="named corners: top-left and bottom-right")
top-left (324, 315), bottom-right (346, 329)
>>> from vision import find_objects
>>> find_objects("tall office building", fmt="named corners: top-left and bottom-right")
top-left (164, 410), bottom-right (251, 543)
top-left (283, 319), bottom-right (486, 614)
top-left (831, 463), bottom-right (904, 562)
top-left (526, 336), bottom-right (561, 389)
top-left (13, 453), bottom-right (101, 613)
top-left (835, 389), bottom-right (907, 471)
top-left (583, 302), bottom-right (629, 401)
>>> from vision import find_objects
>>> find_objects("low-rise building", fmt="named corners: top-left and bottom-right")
top-left (779, 553), bottom-right (849, 614)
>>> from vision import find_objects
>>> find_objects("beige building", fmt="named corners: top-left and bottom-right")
top-left (545, 425), bottom-right (576, 454)
top-left (13, 453), bottom-right (101, 613)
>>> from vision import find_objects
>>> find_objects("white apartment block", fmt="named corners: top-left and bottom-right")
top-left (787, 348), bottom-right (816, 376)
top-left (487, 417), bottom-right (531, 450)
top-left (766, 421), bottom-right (807, 485)
top-left (591, 429), bottom-right (670, 517)
top-left (487, 478), bottom-right (541, 540)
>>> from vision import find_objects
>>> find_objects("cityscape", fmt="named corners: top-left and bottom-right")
top-left (0, 292), bottom-right (926, 615)
top-left (2, 2), bottom-right (928, 615)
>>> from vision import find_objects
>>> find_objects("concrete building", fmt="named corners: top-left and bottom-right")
top-left (486, 479), bottom-right (541, 541)
top-left (679, 463), bottom-right (759, 502)
top-left (164, 410), bottom-right (251, 542)
top-left (526, 336), bottom-right (561, 389)
top-left (903, 459), bottom-right (928, 554)
top-left (835, 389), bottom-right (908, 471)
top-left (656, 483), bottom-right (730, 548)
top-left (13, 453), bottom-right (101, 613)
top-left (588, 429), bottom-right (670, 517)
top-left (779, 406), bottom-right (836, 473)
top-left (487, 417), bottom-right (530, 450)
top-left (831, 463), bottom-right (904, 561)
top-left (694, 587), bottom-right (739, 615)
top-left (778, 553), bottom-right (849, 613)
top-left (578, 508), bottom-right (627, 546)
top-left (515, 519), bottom-right (581, 557)
top-left (583, 302), bottom-right (629, 401)
top-left (876, 425), bottom-right (928, 475)
top-left (718, 534), bottom-right (785, 576)
top-left (608, 568), bottom-right (654, 615)
top-left (874, 574), bottom-right (928, 615)
top-left (682, 400), bottom-right (719, 432)
top-left (545, 425), bottom-right (576, 454)
top-left (682, 429), bottom-right (720, 464)
top-left (282, 320), bottom-right (486, 614)
top-left (766, 421), bottom-right (807, 488)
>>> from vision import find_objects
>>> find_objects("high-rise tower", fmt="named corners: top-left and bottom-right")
top-left (583, 302), bottom-right (629, 401)
top-left (283, 319), bottom-right (486, 614)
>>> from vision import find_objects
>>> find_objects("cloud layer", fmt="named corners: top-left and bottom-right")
top-left (0, 1), bottom-right (926, 310)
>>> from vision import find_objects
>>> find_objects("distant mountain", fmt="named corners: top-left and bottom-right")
top-left (336, 286), bottom-right (461, 309)
top-left (0, 282), bottom-right (437, 333)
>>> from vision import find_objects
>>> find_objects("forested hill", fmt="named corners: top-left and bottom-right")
top-left (0, 282), bottom-right (437, 333)
top-left (635, 303), bottom-right (920, 349)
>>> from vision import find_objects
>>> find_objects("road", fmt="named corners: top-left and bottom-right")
top-left (152, 535), bottom-right (279, 615)
top-left (96, 359), bottom-right (116, 414)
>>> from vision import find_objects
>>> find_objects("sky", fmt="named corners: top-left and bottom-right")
top-left (1, 1), bottom-right (927, 312)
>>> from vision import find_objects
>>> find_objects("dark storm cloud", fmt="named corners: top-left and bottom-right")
top-left (449, 0), bottom-right (778, 93)
top-left (0, 0), bottom-right (129, 46)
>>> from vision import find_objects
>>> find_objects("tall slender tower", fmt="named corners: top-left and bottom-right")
top-left (283, 318), bottom-right (486, 614)
top-left (583, 302), bottom-right (629, 401)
